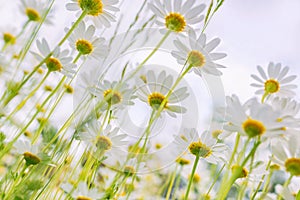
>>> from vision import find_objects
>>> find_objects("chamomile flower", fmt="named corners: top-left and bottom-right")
top-left (224, 95), bottom-right (287, 140)
top-left (272, 134), bottom-right (300, 177)
top-left (67, 21), bottom-right (108, 59)
top-left (20, 0), bottom-right (53, 24)
top-left (31, 39), bottom-right (76, 77)
top-left (13, 139), bottom-right (50, 166)
top-left (173, 128), bottom-right (228, 164)
top-left (148, 0), bottom-right (205, 33)
top-left (267, 96), bottom-right (300, 128)
top-left (66, 0), bottom-right (120, 28)
top-left (122, 158), bottom-right (146, 176)
top-left (172, 29), bottom-right (226, 76)
top-left (275, 183), bottom-right (300, 200)
top-left (251, 62), bottom-right (297, 100)
top-left (92, 80), bottom-right (135, 110)
top-left (136, 70), bottom-right (189, 118)
top-left (78, 120), bottom-right (127, 164)
top-left (1, 28), bottom-right (17, 46)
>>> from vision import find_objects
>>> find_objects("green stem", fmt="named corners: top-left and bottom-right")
top-left (124, 30), bottom-right (171, 81)
top-left (4, 71), bottom-right (50, 123)
top-left (206, 164), bottom-right (226, 196)
top-left (217, 140), bottom-right (261, 200)
top-left (184, 154), bottom-right (200, 200)
top-left (166, 164), bottom-right (178, 200)
top-left (171, 165), bottom-right (183, 200)
top-left (252, 156), bottom-right (273, 200)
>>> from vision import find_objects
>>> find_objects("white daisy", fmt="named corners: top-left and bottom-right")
top-left (121, 158), bottom-right (146, 176)
top-left (78, 120), bottom-right (127, 164)
top-left (275, 183), bottom-right (299, 200)
top-left (67, 21), bottom-right (108, 59)
top-left (267, 96), bottom-right (300, 128)
top-left (173, 128), bottom-right (228, 164)
top-left (31, 38), bottom-right (76, 77)
top-left (148, 0), bottom-right (205, 33)
top-left (66, 0), bottom-right (120, 28)
top-left (171, 29), bottom-right (226, 76)
top-left (20, 0), bottom-right (53, 24)
top-left (250, 62), bottom-right (297, 100)
top-left (91, 80), bottom-right (136, 111)
top-left (224, 95), bottom-right (287, 140)
top-left (13, 139), bottom-right (51, 166)
top-left (272, 134), bottom-right (300, 177)
top-left (136, 70), bottom-right (189, 118)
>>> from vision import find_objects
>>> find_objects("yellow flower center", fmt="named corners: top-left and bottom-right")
top-left (46, 57), bottom-right (63, 72)
top-left (96, 136), bottom-right (112, 151)
top-left (285, 158), bottom-right (300, 176)
top-left (212, 130), bottom-right (223, 139)
top-left (242, 118), bottom-right (266, 138)
top-left (188, 141), bottom-right (212, 158)
top-left (176, 157), bottom-right (190, 165)
top-left (231, 165), bottom-right (248, 178)
top-left (26, 8), bottom-right (41, 21)
top-left (188, 50), bottom-right (206, 67)
top-left (76, 39), bottom-right (94, 55)
top-left (103, 89), bottom-right (122, 105)
top-left (270, 164), bottom-right (280, 171)
top-left (3, 33), bottom-right (16, 44)
top-left (64, 84), bottom-right (74, 94)
top-left (165, 12), bottom-right (186, 32)
top-left (78, 0), bottom-right (103, 16)
top-left (191, 173), bottom-right (201, 183)
top-left (264, 79), bottom-right (280, 94)
top-left (124, 165), bottom-right (135, 176)
top-left (148, 92), bottom-right (168, 110)
top-left (44, 85), bottom-right (53, 92)
top-left (155, 143), bottom-right (162, 149)
top-left (76, 196), bottom-right (92, 200)
top-left (23, 152), bottom-right (41, 165)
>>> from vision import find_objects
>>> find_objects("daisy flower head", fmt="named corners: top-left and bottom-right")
top-left (31, 39), bottom-right (76, 77)
top-left (251, 62), bottom-right (297, 101)
top-left (272, 134), bottom-right (300, 177)
top-left (78, 120), bottom-right (127, 163)
top-left (136, 70), bottom-right (189, 118)
top-left (122, 158), bottom-right (146, 176)
top-left (1, 27), bottom-right (17, 46)
top-left (20, 0), bottom-right (53, 24)
top-left (67, 21), bottom-right (109, 59)
top-left (148, 0), bottom-right (206, 33)
top-left (173, 128), bottom-right (228, 164)
top-left (267, 96), bottom-right (300, 128)
top-left (224, 95), bottom-right (287, 140)
top-left (171, 29), bottom-right (226, 76)
top-left (13, 139), bottom-right (51, 166)
top-left (92, 80), bottom-right (136, 111)
top-left (66, 0), bottom-right (120, 28)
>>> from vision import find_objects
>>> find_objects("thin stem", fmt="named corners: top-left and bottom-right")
top-left (184, 154), bottom-right (200, 200)
top-left (124, 30), bottom-right (171, 81)
top-left (206, 164), bottom-right (226, 196)
top-left (165, 164), bottom-right (179, 200)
